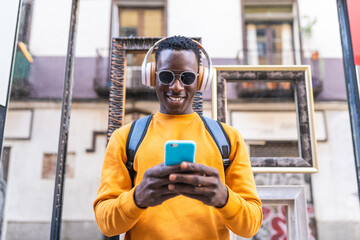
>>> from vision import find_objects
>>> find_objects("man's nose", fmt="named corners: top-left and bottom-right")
top-left (169, 78), bottom-right (184, 92)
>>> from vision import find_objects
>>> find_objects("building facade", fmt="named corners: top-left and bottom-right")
top-left (2, 0), bottom-right (360, 239)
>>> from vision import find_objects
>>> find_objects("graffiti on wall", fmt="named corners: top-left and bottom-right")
top-left (248, 173), bottom-right (317, 240)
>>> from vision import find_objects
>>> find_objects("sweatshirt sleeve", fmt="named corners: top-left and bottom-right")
top-left (93, 127), bottom-right (146, 237)
top-left (216, 125), bottom-right (263, 238)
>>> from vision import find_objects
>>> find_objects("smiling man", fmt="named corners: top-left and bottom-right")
top-left (155, 49), bottom-right (197, 115)
top-left (93, 36), bottom-right (263, 240)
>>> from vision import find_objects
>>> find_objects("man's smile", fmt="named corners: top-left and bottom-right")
top-left (167, 95), bottom-right (185, 103)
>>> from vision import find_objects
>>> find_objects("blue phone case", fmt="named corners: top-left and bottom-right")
top-left (164, 140), bottom-right (196, 166)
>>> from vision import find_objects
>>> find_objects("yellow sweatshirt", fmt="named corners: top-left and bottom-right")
top-left (93, 112), bottom-right (262, 239)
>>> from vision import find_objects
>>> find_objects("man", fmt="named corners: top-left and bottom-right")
top-left (93, 36), bottom-right (262, 239)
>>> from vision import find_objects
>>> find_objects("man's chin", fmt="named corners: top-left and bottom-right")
top-left (166, 108), bottom-right (184, 115)
top-left (160, 105), bottom-right (188, 115)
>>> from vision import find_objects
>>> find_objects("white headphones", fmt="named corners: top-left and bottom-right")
top-left (141, 37), bottom-right (213, 91)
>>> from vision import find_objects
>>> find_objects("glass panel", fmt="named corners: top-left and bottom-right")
top-left (120, 9), bottom-right (139, 27)
top-left (119, 9), bottom-right (138, 37)
top-left (272, 25), bottom-right (283, 65)
top-left (251, 24), bottom-right (288, 65)
top-left (256, 25), bottom-right (268, 65)
top-left (144, 9), bottom-right (163, 37)
top-left (119, 8), bottom-right (163, 37)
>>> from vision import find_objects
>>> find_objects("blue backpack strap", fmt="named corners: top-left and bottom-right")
top-left (198, 114), bottom-right (231, 170)
top-left (126, 115), bottom-right (153, 185)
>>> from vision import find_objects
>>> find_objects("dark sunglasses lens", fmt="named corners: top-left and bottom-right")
top-left (181, 72), bottom-right (196, 85)
top-left (158, 71), bottom-right (174, 84)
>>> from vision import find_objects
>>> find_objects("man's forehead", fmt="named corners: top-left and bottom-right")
top-left (157, 49), bottom-right (196, 59)
top-left (156, 49), bottom-right (198, 68)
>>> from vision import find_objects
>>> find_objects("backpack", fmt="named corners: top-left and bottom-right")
top-left (125, 113), bottom-right (231, 185)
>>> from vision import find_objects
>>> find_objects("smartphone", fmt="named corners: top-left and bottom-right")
top-left (164, 140), bottom-right (196, 166)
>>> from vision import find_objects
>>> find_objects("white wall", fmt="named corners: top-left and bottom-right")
top-left (312, 109), bottom-right (360, 222)
top-left (26, 0), bottom-right (344, 59)
top-left (167, 0), bottom-right (243, 59)
top-left (3, 102), bottom-right (108, 223)
top-left (30, 0), bottom-right (111, 57)
top-left (28, 0), bottom-right (342, 59)
top-left (298, 0), bottom-right (343, 58)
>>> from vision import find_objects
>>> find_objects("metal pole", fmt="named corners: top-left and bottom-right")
top-left (50, 0), bottom-right (79, 239)
top-left (337, 0), bottom-right (360, 201)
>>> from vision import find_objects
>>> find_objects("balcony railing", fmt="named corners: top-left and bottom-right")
top-left (240, 50), bottom-right (323, 98)
top-left (93, 49), bottom-right (156, 99)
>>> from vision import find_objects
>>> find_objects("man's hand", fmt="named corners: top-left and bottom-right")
top-left (134, 163), bottom-right (181, 208)
top-left (168, 162), bottom-right (229, 208)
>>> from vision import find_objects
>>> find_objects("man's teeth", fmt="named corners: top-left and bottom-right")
top-left (169, 97), bottom-right (183, 101)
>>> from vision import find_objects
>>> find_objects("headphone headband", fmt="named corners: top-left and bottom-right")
top-left (141, 37), bottom-right (213, 90)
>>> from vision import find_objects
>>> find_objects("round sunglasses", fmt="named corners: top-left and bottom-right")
top-left (155, 70), bottom-right (199, 86)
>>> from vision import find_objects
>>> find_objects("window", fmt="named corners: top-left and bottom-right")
top-left (41, 153), bottom-right (75, 179)
top-left (118, 8), bottom-right (165, 66)
top-left (244, 2), bottom-right (295, 65)
top-left (116, 5), bottom-right (165, 95)
top-left (241, 0), bottom-right (298, 94)
top-left (255, 24), bottom-right (284, 65)
top-left (119, 8), bottom-right (164, 37)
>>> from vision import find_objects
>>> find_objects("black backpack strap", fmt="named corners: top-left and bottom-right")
top-left (126, 115), bottom-right (153, 186)
top-left (198, 114), bottom-right (231, 170)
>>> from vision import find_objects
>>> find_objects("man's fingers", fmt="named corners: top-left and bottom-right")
top-left (169, 174), bottom-right (217, 188)
top-left (145, 163), bottom-right (182, 177)
top-left (145, 176), bottom-right (173, 188)
top-left (180, 162), bottom-right (219, 176)
top-left (168, 183), bottom-right (215, 196)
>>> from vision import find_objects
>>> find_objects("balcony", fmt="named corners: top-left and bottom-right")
top-left (93, 49), bottom-right (156, 100)
top-left (239, 50), bottom-right (323, 99)
top-left (94, 48), bottom-right (322, 100)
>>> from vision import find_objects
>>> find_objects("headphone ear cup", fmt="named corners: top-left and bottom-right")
top-left (197, 66), bottom-right (205, 90)
top-left (144, 62), bottom-right (156, 87)
top-left (149, 62), bottom-right (156, 87)
top-left (197, 66), bottom-right (210, 91)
